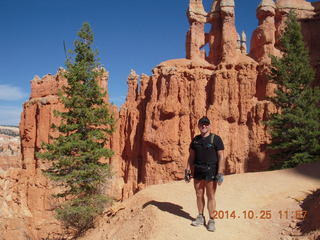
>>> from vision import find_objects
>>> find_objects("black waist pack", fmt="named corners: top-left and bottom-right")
top-left (194, 164), bottom-right (214, 174)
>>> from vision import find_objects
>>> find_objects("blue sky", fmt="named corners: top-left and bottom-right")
top-left (0, 0), bottom-right (317, 126)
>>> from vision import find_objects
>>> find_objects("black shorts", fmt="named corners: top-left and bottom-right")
top-left (193, 163), bottom-right (217, 181)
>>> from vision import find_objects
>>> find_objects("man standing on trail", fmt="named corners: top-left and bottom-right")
top-left (185, 116), bottom-right (225, 232)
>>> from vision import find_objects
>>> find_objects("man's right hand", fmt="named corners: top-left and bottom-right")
top-left (184, 169), bottom-right (192, 183)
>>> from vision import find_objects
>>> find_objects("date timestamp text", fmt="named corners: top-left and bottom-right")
top-left (212, 210), bottom-right (307, 220)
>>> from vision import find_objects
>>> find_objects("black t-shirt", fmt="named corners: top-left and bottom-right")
top-left (190, 133), bottom-right (224, 165)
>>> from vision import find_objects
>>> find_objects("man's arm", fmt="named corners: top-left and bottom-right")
top-left (187, 149), bottom-right (195, 170)
top-left (217, 150), bottom-right (224, 174)
top-left (185, 149), bottom-right (195, 181)
top-left (216, 150), bottom-right (225, 185)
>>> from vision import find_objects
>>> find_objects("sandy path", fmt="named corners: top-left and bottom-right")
top-left (83, 162), bottom-right (320, 240)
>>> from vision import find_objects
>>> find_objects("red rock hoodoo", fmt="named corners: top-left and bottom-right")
top-left (1, 0), bottom-right (319, 239)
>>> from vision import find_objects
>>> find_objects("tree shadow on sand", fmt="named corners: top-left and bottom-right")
top-left (298, 188), bottom-right (320, 234)
top-left (293, 161), bottom-right (320, 180)
top-left (143, 201), bottom-right (194, 221)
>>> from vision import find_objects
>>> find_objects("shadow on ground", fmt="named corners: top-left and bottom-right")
top-left (143, 201), bottom-right (194, 221)
top-left (298, 188), bottom-right (320, 234)
top-left (293, 161), bottom-right (320, 180)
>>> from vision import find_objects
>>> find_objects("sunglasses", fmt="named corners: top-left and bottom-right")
top-left (199, 123), bottom-right (210, 127)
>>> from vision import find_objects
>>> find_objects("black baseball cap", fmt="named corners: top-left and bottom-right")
top-left (198, 116), bottom-right (210, 125)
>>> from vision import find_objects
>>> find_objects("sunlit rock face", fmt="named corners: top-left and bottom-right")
top-left (250, 0), bottom-right (320, 80)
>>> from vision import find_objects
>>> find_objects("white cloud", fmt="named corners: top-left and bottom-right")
top-left (0, 106), bottom-right (23, 126)
top-left (0, 84), bottom-right (27, 101)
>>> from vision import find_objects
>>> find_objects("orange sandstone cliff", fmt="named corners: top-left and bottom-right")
top-left (1, 0), bottom-right (319, 239)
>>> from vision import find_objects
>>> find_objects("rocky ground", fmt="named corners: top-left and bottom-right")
top-left (0, 126), bottom-right (19, 136)
top-left (81, 162), bottom-right (320, 240)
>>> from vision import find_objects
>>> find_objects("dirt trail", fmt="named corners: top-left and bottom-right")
top-left (82, 162), bottom-right (320, 240)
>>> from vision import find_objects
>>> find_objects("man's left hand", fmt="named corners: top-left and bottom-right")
top-left (215, 173), bottom-right (224, 185)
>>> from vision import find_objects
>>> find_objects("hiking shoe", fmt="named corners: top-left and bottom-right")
top-left (207, 219), bottom-right (216, 232)
top-left (191, 214), bottom-right (205, 226)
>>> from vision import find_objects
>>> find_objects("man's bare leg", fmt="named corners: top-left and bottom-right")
top-left (191, 179), bottom-right (206, 226)
top-left (194, 179), bottom-right (205, 214)
top-left (205, 181), bottom-right (217, 219)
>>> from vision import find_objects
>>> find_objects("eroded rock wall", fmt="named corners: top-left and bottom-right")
top-left (115, 57), bottom-right (275, 199)
top-left (1, 72), bottom-right (67, 240)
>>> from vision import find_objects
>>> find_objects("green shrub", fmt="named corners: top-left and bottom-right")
top-left (56, 194), bottom-right (111, 231)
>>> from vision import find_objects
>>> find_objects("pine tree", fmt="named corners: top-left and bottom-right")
top-left (37, 22), bottom-right (115, 231)
top-left (267, 11), bottom-right (320, 169)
